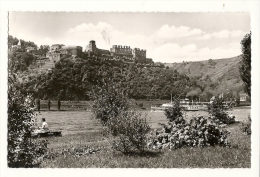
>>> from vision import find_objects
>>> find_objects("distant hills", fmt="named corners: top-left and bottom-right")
top-left (165, 55), bottom-right (244, 96)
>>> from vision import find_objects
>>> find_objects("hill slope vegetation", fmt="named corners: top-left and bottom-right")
top-left (165, 56), bottom-right (244, 99)
top-left (9, 35), bottom-right (244, 101)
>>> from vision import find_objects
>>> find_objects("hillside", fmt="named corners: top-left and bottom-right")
top-left (18, 57), bottom-right (190, 100)
top-left (10, 43), bottom-right (244, 101)
top-left (14, 54), bottom-right (245, 101)
top-left (165, 55), bottom-right (244, 96)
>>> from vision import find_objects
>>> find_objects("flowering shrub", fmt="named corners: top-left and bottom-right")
top-left (8, 74), bottom-right (47, 167)
top-left (208, 97), bottom-right (236, 125)
top-left (208, 112), bottom-right (236, 125)
top-left (106, 111), bottom-right (151, 153)
top-left (240, 115), bottom-right (251, 135)
top-left (164, 98), bottom-right (185, 122)
top-left (147, 115), bottom-right (231, 150)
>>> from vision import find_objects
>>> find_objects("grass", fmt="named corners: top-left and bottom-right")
top-left (37, 108), bottom-right (251, 168)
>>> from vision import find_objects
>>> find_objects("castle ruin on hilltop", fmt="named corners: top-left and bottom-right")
top-left (46, 44), bottom-right (83, 63)
top-left (86, 40), bottom-right (146, 60)
top-left (34, 40), bottom-right (154, 73)
top-left (46, 40), bottom-right (150, 63)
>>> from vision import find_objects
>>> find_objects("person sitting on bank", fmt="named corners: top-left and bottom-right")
top-left (41, 118), bottom-right (49, 130)
top-left (35, 118), bottom-right (49, 133)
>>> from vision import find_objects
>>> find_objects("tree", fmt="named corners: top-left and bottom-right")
top-left (8, 74), bottom-right (47, 167)
top-left (239, 32), bottom-right (251, 98)
top-left (8, 35), bottom-right (19, 48)
top-left (164, 98), bottom-right (185, 123)
top-left (89, 71), bottom-right (129, 125)
top-left (40, 45), bottom-right (50, 54)
top-left (9, 53), bottom-right (35, 72)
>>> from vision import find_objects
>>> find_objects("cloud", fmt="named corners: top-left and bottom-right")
top-left (157, 25), bottom-right (203, 38)
top-left (182, 44), bottom-right (197, 52)
top-left (152, 43), bottom-right (197, 62)
top-left (199, 30), bottom-right (247, 40)
top-left (212, 30), bottom-right (230, 38)
top-left (66, 22), bottom-right (154, 51)
top-left (152, 42), bottom-right (242, 63)
top-left (52, 22), bottom-right (245, 62)
top-left (230, 30), bottom-right (246, 38)
top-left (68, 22), bottom-right (113, 33)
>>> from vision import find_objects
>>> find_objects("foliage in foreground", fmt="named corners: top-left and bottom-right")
top-left (8, 74), bottom-right (47, 167)
top-left (105, 111), bottom-right (151, 154)
top-left (164, 98), bottom-right (185, 123)
top-left (90, 77), bottom-right (129, 125)
top-left (148, 96), bottom-right (231, 150)
top-left (207, 97), bottom-right (236, 125)
top-left (239, 32), bottom-right (251, 98)
top-left (147, 115), bottom-right (231, 150)
top-left (240, 115), bottom-right (251, 135)
top-left (39, 114), bottom-right (251, 168)
top-left (90, 75), bottom-right (151, 154)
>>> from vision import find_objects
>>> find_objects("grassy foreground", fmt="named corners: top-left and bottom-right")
top-left (38, 109), bottom-right (251, 168)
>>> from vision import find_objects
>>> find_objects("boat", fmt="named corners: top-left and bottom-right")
top-left (151, 103), bottom-right (200, 112)
top-left (151, 98), bottom-right (208, 112)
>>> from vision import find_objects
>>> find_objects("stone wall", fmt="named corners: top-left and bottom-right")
top-left (66, 46), bottom-right (83, 57)
top-left (97, 49), bottom-right (110, 56)
top-left (110, 45), bottom-right (133, 58)
top-left (132, 48), bottom-right (146, 59)
top-left (47, 45), bottom-right (82, 61)
top-left (110, 45), bottom-right (132, 56)
top-left (49, 53), bottom-right (61, 63)
top-left (110, 45), bottom-right (146, 60)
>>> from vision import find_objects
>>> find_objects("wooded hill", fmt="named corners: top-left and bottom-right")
top-left (18, 56), bottom-right (190, 101)
top-left (8, 35), bottom-right (244, 101)
top-left (165, 55), bottom-right (244, 99)
top-left (12, 54), bottom-right (244, 101)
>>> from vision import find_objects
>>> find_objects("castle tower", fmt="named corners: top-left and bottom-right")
top-left (88, 40), bottom-right (97, 52)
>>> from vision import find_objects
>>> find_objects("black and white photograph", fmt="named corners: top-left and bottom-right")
top-left (0, 1), bottom-right (259, 177)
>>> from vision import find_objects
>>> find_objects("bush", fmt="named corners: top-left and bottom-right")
top-left (90, 78), bottom-right (129, 125)
top-left (90, 77), bottom-right (151, 154)
top-left (106, 111), bottom-right (151, 154)
top-left (164, 98), bottom-right (185, 122)
top-left (240, 115), bottom-right (251, 135)
top-left (208, 97), bottom-right (236, 125)
top-left (8, 74), bottom-right (47, 167)
top-left (208, 111), bottom-right (236, 125)
top-left (147, 115), bottom-right (231, 150)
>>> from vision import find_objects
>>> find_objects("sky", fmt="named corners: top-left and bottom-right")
top-left (9, 12), bottom-right (250, 63)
